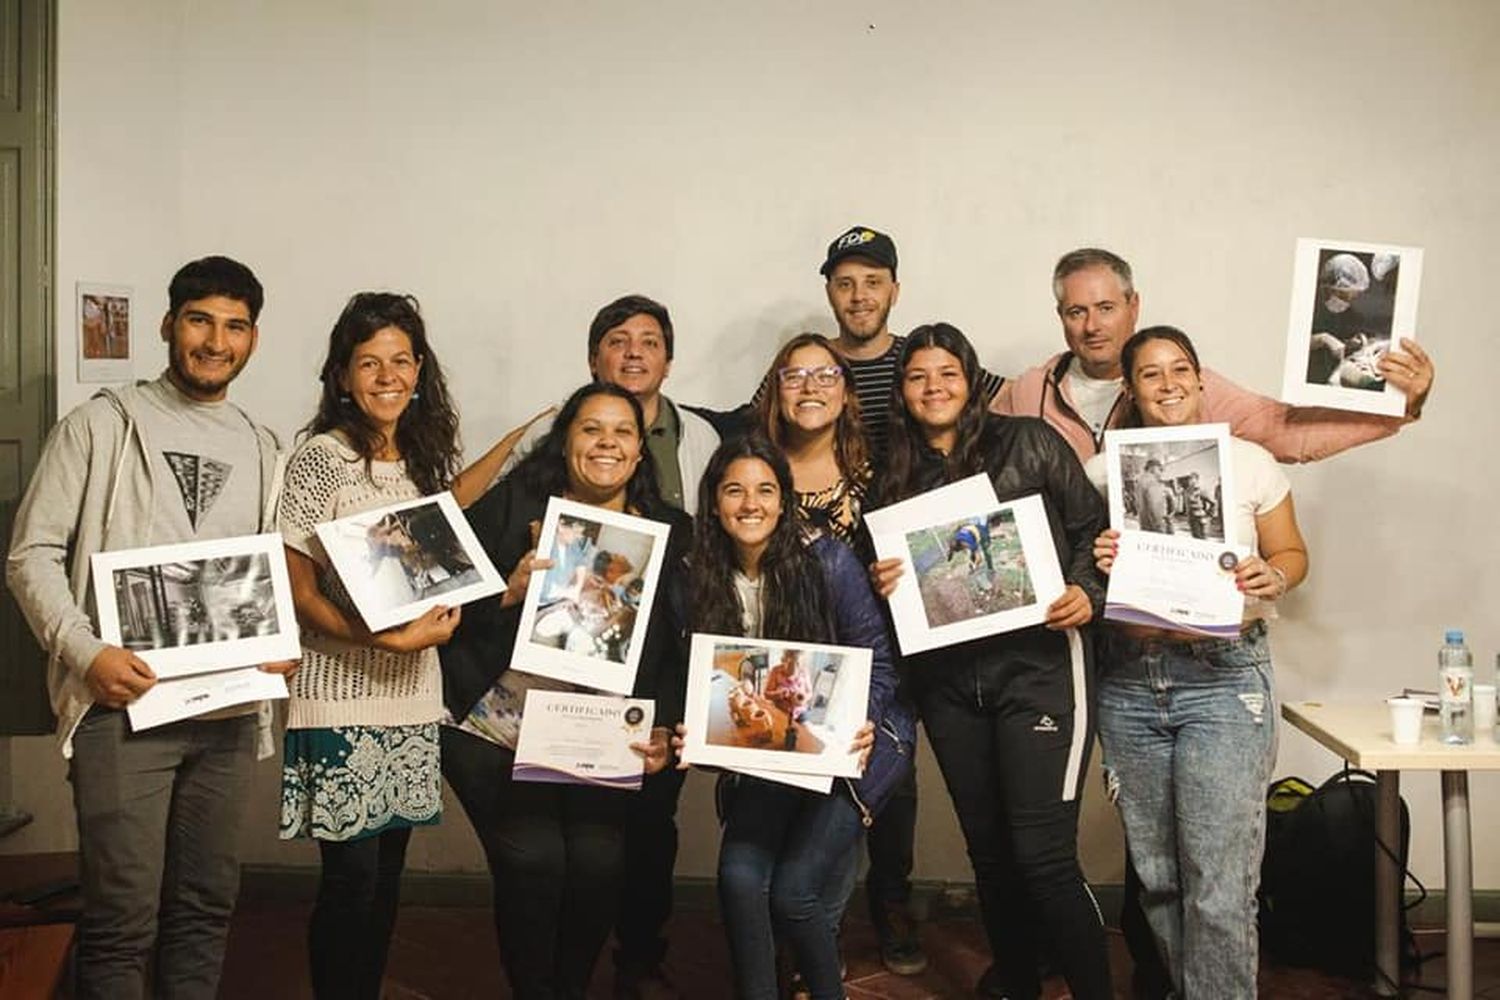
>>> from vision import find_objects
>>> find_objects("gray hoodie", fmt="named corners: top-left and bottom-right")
top-left (6, 377), bottom-right (282, 756)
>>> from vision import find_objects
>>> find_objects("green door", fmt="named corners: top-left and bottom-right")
top-left (0, 0), bottom-right (55, 736)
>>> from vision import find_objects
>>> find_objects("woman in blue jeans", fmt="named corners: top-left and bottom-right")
top-left (675, 436), bottom-right (915, 1000)
top-left (1089, 326), bottom-right (1309, 998)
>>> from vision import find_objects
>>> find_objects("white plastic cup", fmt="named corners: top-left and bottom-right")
top-left (1474, 684), bottom-right (1497, 737)
top-left (1387, 696), bottom-right (1424, 746)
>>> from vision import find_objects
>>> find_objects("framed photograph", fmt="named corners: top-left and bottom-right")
top-left (1102, 424), bottom-right (1246, 635)
top-left (315, 492), bottom-right (505, 632)
top-left (1104, 424), bottom-right (1237, 547)
top-left (77, 282), bottom-right (134, 383)
top-left (1280, 237), bottom-right (1423, 416)
top-left (92, 533), bottom-right (300, 679)
top-left (865, 475), bottom-right (1065, 655)
top-left (680, 633), bottom-right (870, 778)
top-left (511, 497), bottom-right (672, 694)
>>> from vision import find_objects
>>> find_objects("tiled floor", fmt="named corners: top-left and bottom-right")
top-left (220, 896), bottom-right (1500, 999)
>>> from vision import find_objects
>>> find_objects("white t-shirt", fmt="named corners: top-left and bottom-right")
top-left (1085, 436), bottom-right (1291, 619)
top-left (1063, 358), bottom-right (1124, 436)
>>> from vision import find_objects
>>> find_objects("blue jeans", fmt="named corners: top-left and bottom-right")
top-left (718, 777), bottom-right (864, 1000)
top-left (1097, 623), bottom-right (1277, 999)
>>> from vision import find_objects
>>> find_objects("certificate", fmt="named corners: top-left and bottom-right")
top-left (127, 666), bottom-right (288, 731)
top-left (1104, 533), bottom-right (1248, 637)
top-left (513, 690), bottom-right (655, 790)
top-left (1102, 424), bottom-right (1246, 636)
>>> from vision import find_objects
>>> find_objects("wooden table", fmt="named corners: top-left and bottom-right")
top-left (1282, 702), bottom-right (1500, 999)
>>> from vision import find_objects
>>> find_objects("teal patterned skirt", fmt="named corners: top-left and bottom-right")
top-left (280, 723), bottom-right (442, 842)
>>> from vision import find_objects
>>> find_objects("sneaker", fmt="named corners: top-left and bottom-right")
top-left (873, 902), bottom-right (928, 976)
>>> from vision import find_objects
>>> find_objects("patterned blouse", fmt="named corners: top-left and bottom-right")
top-left (794, 463), bottom-right (871, 547)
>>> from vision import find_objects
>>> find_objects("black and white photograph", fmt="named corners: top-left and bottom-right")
top-left (316, 492), bottom-right (505, 632)
top-left (1281, 238), bottom-right (1423, 417)
top-left (1104, 424), bottom-right (1236, 546)
top-left (92, 533), bottom-right (300, 678)
top-left (680, 633), bottom-right (869, 778)
top-left (512, 497), bottom-right (672, 694)
top-left (865, 475), bottom-right (1065, 655)
top-left (76, 282), bottom-right (134, 383)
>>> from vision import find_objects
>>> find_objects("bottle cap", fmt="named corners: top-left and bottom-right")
top-left (1446, 629), bottom-right (1465, 644)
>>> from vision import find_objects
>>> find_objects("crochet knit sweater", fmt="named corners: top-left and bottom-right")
top-left (277, 433), bottom-right (442, 729)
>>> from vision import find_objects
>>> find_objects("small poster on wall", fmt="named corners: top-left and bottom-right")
top-left (77, 283), bottom-right (134, 383)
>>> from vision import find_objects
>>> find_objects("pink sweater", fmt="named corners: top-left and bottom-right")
top-left (989, 351), bottom-right (1407, 464)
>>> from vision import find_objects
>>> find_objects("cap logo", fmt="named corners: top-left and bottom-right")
top-left (835, 229), bottom-right (877, 251)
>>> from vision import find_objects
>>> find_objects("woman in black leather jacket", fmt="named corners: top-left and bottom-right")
top-left (438, 383), bottom-right (691, 1000)
top-left (870, 323), bottom-right (1111, 1000)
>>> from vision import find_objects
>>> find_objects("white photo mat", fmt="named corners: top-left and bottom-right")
top-left (1104, 424), bottom-right (1238, 547)
top-left (865, 476), bottom-right (1065, 655)
top-left (92, 532), bottom-right (300, 679)
top-left (511, 497), bottom-right (672, 695)
top-left (315, 491), bottom-right (506, 632)
top-left (1102, 424), bottom-right (1245, 635)
top-left (76, 282), bottom-right (134, 383)
top-left (1280, 237), bottom-right (1423, 417)
top-left (127, 666), bottom-right (288, 731)
top-left (681, 633), bottom-right (870, 778)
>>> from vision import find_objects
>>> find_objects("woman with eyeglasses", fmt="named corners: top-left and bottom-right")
top-left (755, 334), bottom-right (871, 549)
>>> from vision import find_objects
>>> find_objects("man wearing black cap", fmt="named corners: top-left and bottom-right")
top-left (814, 226), bottom-right (1005, 979)
top-left (819, 225), bottom-right (1003, 458)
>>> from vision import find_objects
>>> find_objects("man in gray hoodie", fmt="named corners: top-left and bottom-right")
top-left (7, 256), bottom-right (292, 1000)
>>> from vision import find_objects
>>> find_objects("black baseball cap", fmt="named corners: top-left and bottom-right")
top-left (819, 225), bottom-right (898, 277)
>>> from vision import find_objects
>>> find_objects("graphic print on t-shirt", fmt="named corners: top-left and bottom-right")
top-left (163, 451), bottom-right (231, 530)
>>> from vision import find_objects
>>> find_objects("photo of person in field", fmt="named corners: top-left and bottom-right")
top-left (906, 509), bottom-right (1034, 628)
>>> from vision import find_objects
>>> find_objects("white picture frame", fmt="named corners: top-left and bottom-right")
top-left (77, 282), bottom-right (134, 383)
top-left (864, 475), bottom-right (1065, 655)
top-left (511, 497), bottom-right (672, 695)
top-left (1103, 424), bottom-right (1238, 547)
top-left (92, 532), bottom-right (300, 679)
top-left (315, 492), bottom-right (505, 632)
top-left (680, 633), bottom-right (870, 778)
top-left (1280, 237), bottom-right (1423, 417)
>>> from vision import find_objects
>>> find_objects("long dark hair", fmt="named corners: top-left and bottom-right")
top-left (882, 322), bottom-right (992, 503)
top-left (753, 332), bottom-right (869, 483)
top-left (689, 436), bottom-right (832, 642)
top-left (509, 382), bottom-right (667, 517)
top-left (303, 292), bottom-right (460, 496)
top-left (1119, 325), bottom-right (1203, 427)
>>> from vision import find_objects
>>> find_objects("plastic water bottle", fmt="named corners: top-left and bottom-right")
top-left (1439, 629), bottom-right (1473, 745)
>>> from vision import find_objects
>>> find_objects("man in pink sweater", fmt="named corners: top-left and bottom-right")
top-left (989, 247), bottom-right (1435, 462)
top-left (991, 247), bottom-right (1435, 999)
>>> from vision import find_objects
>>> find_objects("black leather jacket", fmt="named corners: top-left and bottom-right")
top-left (440, 476), bottom-right (693, 726)
top-left (903, 414), bottom-right (1106, 715)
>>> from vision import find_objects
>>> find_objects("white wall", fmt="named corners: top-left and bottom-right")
top-left (9, 0), bottom-right (1498, 891)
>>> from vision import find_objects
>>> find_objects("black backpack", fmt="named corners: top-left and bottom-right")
top-left (1257, 768), bottom-right (1422, 983)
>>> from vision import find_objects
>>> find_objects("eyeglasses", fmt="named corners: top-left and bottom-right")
top-left (776, 365), bottom-right (843, 389)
